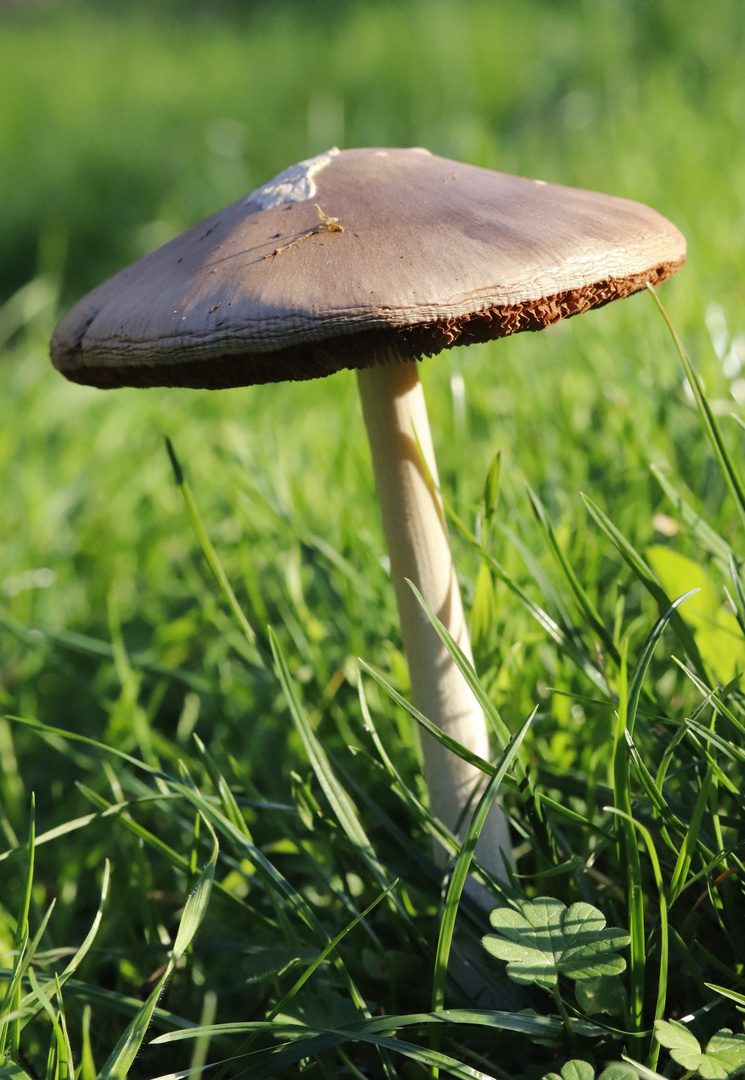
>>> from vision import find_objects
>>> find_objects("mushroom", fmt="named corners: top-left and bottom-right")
top-left (50, 147), bottom-right (686, 887)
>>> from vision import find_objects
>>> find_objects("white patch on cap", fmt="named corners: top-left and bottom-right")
top-left (246, 147), bottom-right (340, 210)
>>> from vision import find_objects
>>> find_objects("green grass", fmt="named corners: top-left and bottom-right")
top-left (1, 0), bottom-right (745, 1076)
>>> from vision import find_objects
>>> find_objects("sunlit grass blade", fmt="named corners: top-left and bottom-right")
top-left (526, 485), bottom-right (620, 664)
top-left (406, 578), bottom-right (565, 873)
top-left (612, 642), bottom-right (645, 1050)
top-left (627, 590), bottom-right (699, 738)
top-left (0, 796), bottom-right (35, 1061)
top-left (15, 861), bottom-right (111, 1034)
top-left (269, 628), bottom-right (369, 848)
top-left (605, 809), bottom-right (669, 1069)
top-left (356, 675), bottom-right (501, 896)
top-left (165, 436), bottom-right (261, 655)
top-left (650, 465), bottom-right (733, 565)
top-left (269, 628), bottom-right (395, 897)
top-left (443, 496), bottom-right (610, 694)
top-left (192, 735), bottom-right (252, 840)
top-left (624, 730), bottom-right (687, 852)
top-left (358, 660), bottom-right (497, 778)
top-left (647, 283), bottom-right (745, 533)
top-left (706, 983), bottom-right (745, 1008)
top-left (621, 1056), bottom-right (667, 1080)
top-left (673, 658), bottom-right (745, 741)
top-left (727, 554), bottom-right (745, 638)
top-left (684, 717), bottom-right (745, 766)
top-left (667, 765), bottom-right (714, 907)
top-left (405, 580), bottom-right (514, 752)
top-left (79, 1005), bottom-right (96, 1080)
top-left (357, 672), bottom-right (439, 826)
top-left (152, 1008), bottom-right (604, 1077)
top-left (582, 493), bottom-right (708, 680)
top-left (26, 968), bottom-right (73, 1080)
top-left (431, 712), bottom-right (533, 1023)
top-left (97, 819), bottom-right (218, 1080)
top-left (151, 1007), bottom-right (603, 1041)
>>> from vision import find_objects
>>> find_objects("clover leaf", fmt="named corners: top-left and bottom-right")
top-left (544, 1060), bottom-right (595, 1080)
top-left (597, 1066), bottom-right (640, 1080)
top-left (575, 974), bottom-right (627, 1016)
top-left (655, 1020), bottom-right (745, 1079)
top-left (482, 897), bottom-right (630, 990)
top-left (544, 1062), bottom-right (637, 1080)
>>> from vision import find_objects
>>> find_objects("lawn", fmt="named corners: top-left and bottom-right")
top-left (1, 1), bottom-right (745, 1076)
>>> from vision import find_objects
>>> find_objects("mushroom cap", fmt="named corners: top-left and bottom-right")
top-left (51, 147), bottom-right (686, 389)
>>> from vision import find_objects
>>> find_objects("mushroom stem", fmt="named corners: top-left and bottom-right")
top-left (356, 350), bottom-right (513, 890)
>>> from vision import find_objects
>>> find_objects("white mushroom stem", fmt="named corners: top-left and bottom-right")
top-left (356, 350), bottom-right (513, 889)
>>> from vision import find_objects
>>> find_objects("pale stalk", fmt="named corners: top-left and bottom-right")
top-left (357, 350), bottom-right (513, 890)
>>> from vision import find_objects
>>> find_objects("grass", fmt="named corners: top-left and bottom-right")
top-left (1, 0), bottom-right (745, 1076)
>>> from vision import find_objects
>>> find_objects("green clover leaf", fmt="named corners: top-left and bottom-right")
top-left (544, 1062), bottom-right (637, 1080)
top-left (575, 974), bottom-right (627, 1016)
top-left (482, 897), bottom-right (630, 990)
top-left (655, 1020), bottom-right (745, 1079)
top-left (544, 1060), bottom-right (596, 1080)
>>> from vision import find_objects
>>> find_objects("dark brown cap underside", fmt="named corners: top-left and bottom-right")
top-left (59, 259), bottom-right (681, 390)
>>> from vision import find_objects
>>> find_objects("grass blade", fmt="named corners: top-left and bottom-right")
top-left (667, 764), bottom-right (714, 907)
top-left (0, 1059), bottom-right (36, 1079)
top-left (269, 628), bottom-right (394, 897)
top-left (443, 499), bottom-right (609, 694)
top-left (0, 796), bottom-right (35, 1061)
top-left (431, 713), bottom-right (533, 1024)
top-left (582, 493), bottom-right (708, 681)
top-left (526, 485), bottom-right (620, 664)
top-left (647, 283), bottom-right (745, 533)
top-left (358, 660), bottom-right (498, 778)
top-left (627, 590), bottom-right (699, 738)
top-left (222, 881), bottom-right (399, 1077)
top-left (650, 465), bottom-right (733, 565)
top-left (151, 1007), bottom-right (604, 1079)
top-left (97, 821), bottom-right (218, 1080)
top-left (605, 809), bottom-right (669, 1069)
top-left (612, 642), bottom-right (645, 1050)
top-left (165, 437), bottom-right (261, 654)
top-left (406, 579), bottom-right (566, 875)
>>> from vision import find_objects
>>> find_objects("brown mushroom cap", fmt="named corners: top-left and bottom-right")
top-left (51, 147), bottom-right (686, 389)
